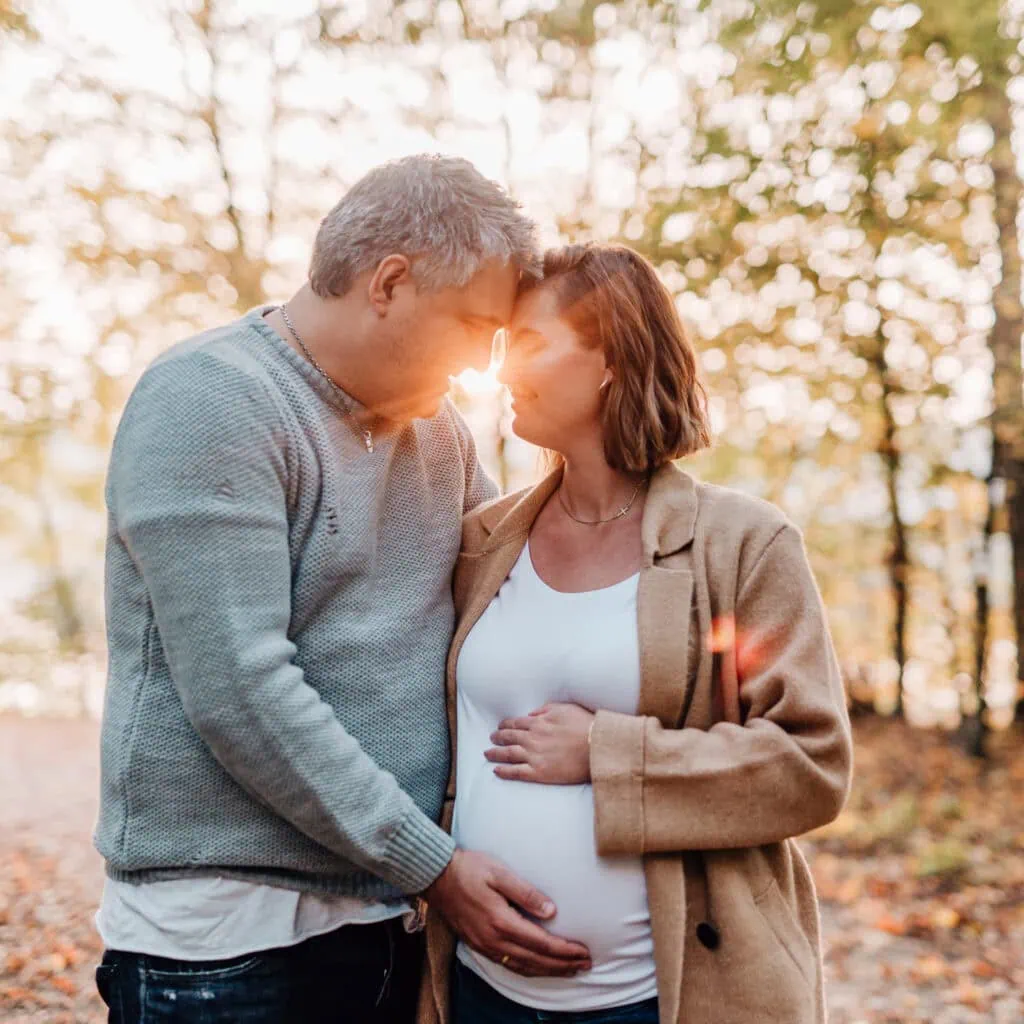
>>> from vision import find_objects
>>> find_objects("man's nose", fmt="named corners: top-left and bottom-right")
top-left (465, 343), bottom-right (491, 373)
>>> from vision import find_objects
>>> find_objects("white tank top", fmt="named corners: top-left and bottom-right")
top-left (453, 542), bottom-right (656, 1011)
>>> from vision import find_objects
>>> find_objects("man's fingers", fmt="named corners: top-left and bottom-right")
top-left (484, 744), bottom-right (528, 764)
top-left (494, 942), bottom-right (590, 978)
top-left (498, 912), bottom-right (591, 963)
top-left (489, 867), bottom-right (556, 919)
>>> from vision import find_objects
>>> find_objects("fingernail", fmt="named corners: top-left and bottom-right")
top-left (541, 901), bottom-right (555, 916)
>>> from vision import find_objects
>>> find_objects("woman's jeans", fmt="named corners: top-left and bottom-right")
top-left (95, 916), bottom-right (422, 1023)
top-left (453, 959), bottom-right (659, 1024)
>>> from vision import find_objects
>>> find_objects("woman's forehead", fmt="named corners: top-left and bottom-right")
top-left (510, 282), bottom-right (561, 329)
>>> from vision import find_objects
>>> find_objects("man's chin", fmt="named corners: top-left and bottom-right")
top-left (382, 392), bottom-right (447, 423)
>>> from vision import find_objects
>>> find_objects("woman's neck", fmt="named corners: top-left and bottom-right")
top-left (559, 447), bottom-right (646, 523)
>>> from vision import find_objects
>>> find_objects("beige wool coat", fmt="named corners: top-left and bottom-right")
top-left (418, 462), bottom-right (854, 1024)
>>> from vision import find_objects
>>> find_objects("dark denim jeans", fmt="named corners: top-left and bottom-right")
top-left (452, 960), bottom-right (659, 1024)
top-left (96, 916), bottom-right (422, 1023)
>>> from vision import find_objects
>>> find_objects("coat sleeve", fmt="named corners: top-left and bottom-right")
top-left (590, 524), bottom-right (853, 855)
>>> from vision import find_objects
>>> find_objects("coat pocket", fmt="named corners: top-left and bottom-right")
top-left (753, 878), bottom-right (816, 988)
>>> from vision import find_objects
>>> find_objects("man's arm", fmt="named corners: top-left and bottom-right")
top-left (110, 354), bottom-right (452, 893)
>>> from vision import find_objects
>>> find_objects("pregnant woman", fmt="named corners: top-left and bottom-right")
top-left (419, 244), bottom-right (853, 1024)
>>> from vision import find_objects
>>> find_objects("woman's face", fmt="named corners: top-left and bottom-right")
top-left (499, 283), bottom-right (608, 453)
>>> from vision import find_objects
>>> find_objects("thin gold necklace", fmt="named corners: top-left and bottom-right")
top-left (278, 304), bottom-right (374, 454)
top-left (557, 479), bottom-right (645, 525)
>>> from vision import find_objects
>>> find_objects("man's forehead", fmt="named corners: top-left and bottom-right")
top-left (457, 260), bottom-right (519, 320)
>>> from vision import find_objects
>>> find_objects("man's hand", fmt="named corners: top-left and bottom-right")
top-left (485, 703), bottom-right (595, 785)
top-left (423, 850), bottom-right (591, 977)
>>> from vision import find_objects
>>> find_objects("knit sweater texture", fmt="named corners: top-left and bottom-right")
top-left (95, 308), bottom-right (497, 900)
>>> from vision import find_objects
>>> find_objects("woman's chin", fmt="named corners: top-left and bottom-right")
top-left (508, 410), bottom-right (548, 449)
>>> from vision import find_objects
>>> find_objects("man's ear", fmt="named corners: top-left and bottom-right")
top-left (368, 255), bottom-right (411, 314)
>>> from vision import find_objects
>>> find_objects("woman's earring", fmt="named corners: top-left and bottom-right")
top-left (599, 378), bottom-right (611, 392)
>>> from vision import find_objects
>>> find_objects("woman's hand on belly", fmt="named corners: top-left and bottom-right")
top-left (485, 702), bottom-right (595, 785)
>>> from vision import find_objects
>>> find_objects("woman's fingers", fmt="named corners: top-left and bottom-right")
top-left (484, 744), bottom-right (528, 764)
top-left (496, 716), bottom-right (536, 732)
top-left (490, 727), bottom-right (531, 747)
top-left (493, 763), bottom-right (537, 781)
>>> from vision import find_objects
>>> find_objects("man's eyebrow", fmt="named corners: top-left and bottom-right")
top-left (461, 314), bottom-right (506, 330)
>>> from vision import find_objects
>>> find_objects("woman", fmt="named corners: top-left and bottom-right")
top-left (419, 244), bottom-right (853, 1024)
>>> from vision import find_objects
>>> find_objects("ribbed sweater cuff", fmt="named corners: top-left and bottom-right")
top-left (382, 807), bottom-right (456, 894)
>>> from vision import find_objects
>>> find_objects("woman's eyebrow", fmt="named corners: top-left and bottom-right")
top-left (509, 327), bottom-right (546, 345)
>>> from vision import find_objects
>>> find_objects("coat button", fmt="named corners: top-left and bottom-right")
top-left (696, 921), bottom-right (720, 950)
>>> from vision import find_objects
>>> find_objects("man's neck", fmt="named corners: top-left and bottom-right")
top-left (265, 285), bottom-right (382, 418)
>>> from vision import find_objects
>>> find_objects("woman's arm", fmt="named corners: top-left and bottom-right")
top-left (591, 524), bottom-right (853, 855)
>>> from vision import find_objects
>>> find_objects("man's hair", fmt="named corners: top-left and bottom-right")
top-left (309, 154), bottom-right (541, 297)
top-left (521, 243), bottom-right (712, 474)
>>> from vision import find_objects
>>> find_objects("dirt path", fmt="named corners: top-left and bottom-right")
top-left (1, 716), bottom-right (105, 1023)
top-left (1, 715), bottom-right (1020, 1023)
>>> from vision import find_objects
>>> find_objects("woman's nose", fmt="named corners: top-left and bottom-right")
top-left (497, 360), bottom-right (518, 388)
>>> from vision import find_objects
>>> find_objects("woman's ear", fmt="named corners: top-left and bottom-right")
top-left (599, 371), bottom-right (612, 392)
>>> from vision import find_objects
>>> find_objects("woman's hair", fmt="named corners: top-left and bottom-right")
top-left (520, 243), bottom-right (712, 474)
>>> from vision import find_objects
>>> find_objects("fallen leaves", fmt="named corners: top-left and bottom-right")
top-left (805, 715), bottom-right (1024, 1023)
top-left (0, 713), bottom-right (1022, 1024)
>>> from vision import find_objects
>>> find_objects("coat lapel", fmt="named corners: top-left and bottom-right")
top-left (636, 464), bottom-right (700, 1024)
top-left (637, 462), bottom-right (699, 726)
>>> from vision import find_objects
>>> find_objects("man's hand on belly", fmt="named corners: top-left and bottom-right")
top-left (423, 849), bottom-right (592, 978)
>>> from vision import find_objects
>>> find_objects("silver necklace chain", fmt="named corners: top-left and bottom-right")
top-left (557, 479), bottom-right (645, 525)
top-left (278, 304), bottom-right (374, 453)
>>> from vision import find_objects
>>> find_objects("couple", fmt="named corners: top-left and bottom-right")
top-left (93, 154), bottom-right (853, 1024)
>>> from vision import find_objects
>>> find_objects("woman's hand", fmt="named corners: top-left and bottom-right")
top-left (485, 702), bottom-right (596, 785)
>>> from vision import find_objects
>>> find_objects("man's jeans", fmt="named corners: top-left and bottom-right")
top-left (96, 916), bottom-right (422, 1023)
top-left (453, 960), bottom-right (659, 1024)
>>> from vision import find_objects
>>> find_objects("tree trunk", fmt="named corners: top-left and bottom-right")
top-left (964, 479), bottom-right (995, 757)
top-left (985, 84), bottom-right (1024, 721)
top-left (1014, 483), bottom-right (1024, 721)
top-left (875, 348), bottom-right (909, 716)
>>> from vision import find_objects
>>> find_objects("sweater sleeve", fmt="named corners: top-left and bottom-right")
top-left (109, 355), bottom-right (454, 893)
top-left (590, 524), bottom-right (853, 855)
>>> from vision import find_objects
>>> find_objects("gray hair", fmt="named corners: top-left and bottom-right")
top-left (309, 154), bottom-right (541, 297)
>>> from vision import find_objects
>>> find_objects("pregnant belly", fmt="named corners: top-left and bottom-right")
top-left (453, 767), bottom-right (651, 964)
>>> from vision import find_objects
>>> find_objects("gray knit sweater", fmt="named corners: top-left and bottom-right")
top-left (95, 308), bottom-right (496, 900)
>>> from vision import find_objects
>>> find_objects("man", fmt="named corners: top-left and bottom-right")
top-left (93, 154), bottom-right (591, 1023)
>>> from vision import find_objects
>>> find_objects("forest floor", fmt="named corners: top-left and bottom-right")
top-left (0, 713), bottom-right (1021, 1024)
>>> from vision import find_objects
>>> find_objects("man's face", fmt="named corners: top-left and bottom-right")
top-left (385, 258), bottom-right (519, 420)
